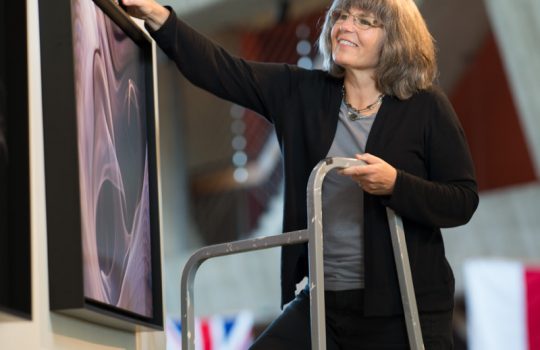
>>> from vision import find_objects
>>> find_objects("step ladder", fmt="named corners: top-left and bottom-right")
top-left (180, 157), bottom-right (424, 350)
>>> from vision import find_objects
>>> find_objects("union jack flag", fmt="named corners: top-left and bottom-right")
top-left (166, 311), bottom-right (254, 350)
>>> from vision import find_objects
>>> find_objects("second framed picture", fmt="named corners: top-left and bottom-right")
top-left (39, 0), bottom-right (163, 330)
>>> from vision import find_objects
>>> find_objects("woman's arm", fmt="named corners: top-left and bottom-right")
top-left (122, 0), bottom-right (295, 122)
top-left (382, 91), bottom-right (479, 228)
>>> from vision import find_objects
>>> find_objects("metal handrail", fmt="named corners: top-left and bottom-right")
top-left (180, 157), bottom-right (424, 349)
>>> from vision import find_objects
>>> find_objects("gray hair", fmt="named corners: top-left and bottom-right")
top-left (317, 0), bottom-right (437, 99)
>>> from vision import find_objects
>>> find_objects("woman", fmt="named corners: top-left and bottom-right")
top-left (123, 0), bottom-right (479, 348)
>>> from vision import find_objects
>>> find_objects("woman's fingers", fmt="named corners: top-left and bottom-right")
top-left (339, 165), bottom-right (369, 176)
top-left (355, 152), bottom-right (381, 164)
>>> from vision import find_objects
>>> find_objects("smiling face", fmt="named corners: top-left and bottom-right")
top-left (330, 8), bottom-right (386, 74)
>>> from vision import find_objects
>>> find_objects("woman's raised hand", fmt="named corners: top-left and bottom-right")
top-left (121, 0), bottom-right (170, 31)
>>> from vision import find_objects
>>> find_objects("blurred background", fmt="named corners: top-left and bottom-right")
top-left (156, 0), bottom-right (540, 349)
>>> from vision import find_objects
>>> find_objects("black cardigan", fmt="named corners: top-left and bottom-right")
top-left (150, 9), bottom-right (479, 316)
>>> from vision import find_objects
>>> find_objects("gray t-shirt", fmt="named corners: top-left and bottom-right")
top-left (322, 100), bottom-right (376, 291)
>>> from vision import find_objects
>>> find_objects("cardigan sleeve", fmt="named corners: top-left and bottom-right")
top-left (381, 90), bottom-right (479, 228)
top-left (148, 8), bottom-right (295, 123)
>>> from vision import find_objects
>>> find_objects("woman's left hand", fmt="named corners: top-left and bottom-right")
top-left (339, 153), bottom-right (397, 195)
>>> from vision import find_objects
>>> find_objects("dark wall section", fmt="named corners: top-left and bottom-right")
top-left (0, 0), bottom-right (31, 319)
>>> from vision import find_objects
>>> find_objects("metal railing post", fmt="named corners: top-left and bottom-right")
top-left (386, 208), bottom-right (424, 350)
top-left (180, 230), bottom-right (310, 350)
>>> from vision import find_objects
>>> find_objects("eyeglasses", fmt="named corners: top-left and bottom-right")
top-left (331, 10), bottom-right (383, 30)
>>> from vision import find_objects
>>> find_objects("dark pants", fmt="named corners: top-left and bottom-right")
top-left (250, 288), bottom-right (453, 349)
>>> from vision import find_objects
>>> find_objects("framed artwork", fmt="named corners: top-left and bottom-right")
top-left (0, 0), bottom-right (31, 320)
top-left (39, 0), bottom-right (163, 330)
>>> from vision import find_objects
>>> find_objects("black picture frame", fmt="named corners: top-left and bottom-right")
top-left (0, 0), bottom-right (32, 321)
top-left (39, 0), bottom-right (163, 330)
